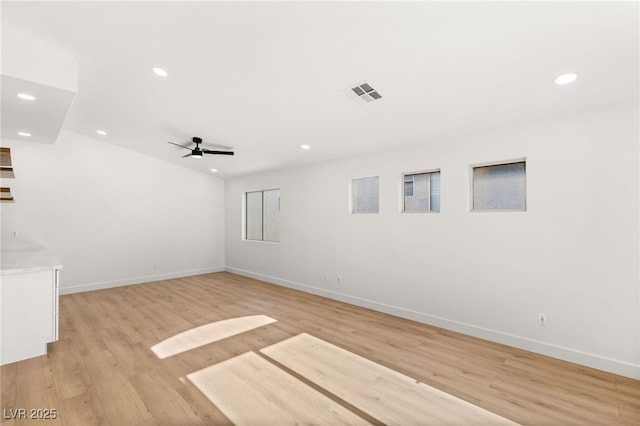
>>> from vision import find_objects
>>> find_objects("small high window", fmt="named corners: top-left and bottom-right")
top-left (351, 176), bottom-right (379, 214)
top-left (403, 170), bottom-right (440, 213)
top-left (472, 161), bottom-right (526, 211)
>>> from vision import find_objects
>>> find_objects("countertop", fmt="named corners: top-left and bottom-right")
top-left (1, 238), bottom-right (63, 275)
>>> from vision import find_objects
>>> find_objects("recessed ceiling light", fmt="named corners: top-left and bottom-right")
top-left (96, 130), bottom-right (107, 136)
top-left (210, 168), bottom-right (218, 173)
top-left (152, 67), bottom-right (168, 77)
top-left (18, 132), bottom-right (31, 137)
top-left (555, 73), bottom-right (577, 85)
top-left (17, 93), bottom-right (36, 101)
top-left (300, 144), bottom-right (311, 150)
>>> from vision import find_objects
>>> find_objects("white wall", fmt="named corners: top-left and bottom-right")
top-left (225, 103), bottom-right (639, 379)
top-left (1, 130), bottom-right (226, 293)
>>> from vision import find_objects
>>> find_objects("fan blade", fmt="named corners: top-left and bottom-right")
top-left (203, 150), bottom-right (234, 156)
top-left (168, 141), bottom-right (192, 151)
top-left (181, 153), bottom-right (192, 158)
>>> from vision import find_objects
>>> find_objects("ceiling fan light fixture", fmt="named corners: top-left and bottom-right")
top-left (167, 137), bottom-right (234, 159)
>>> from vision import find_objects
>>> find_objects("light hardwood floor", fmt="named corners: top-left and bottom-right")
top-left (1, 272), bottom-right (639, 425)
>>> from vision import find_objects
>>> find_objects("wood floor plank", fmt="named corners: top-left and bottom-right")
top-left (616, 377), bottom-right (640, 406)
top-left (130, 368), bottom-right (207, 425)
top-left (99, 326), bottom-right (161, 378)
top-left (59, 296), bottom-right (109, 357)
top-left (141, 357), bottom-right (234, 425)
top-left (261, 333), bottom-right (517, 425)
top-left (618, 401), bottom-right (640, 425)
top-left (13, 356), bottom-right (62, 426)
top-left (0, 362), bottom-right (17, 417)
top-left (1, 272), bottom-right (637, 425)
top-left (58, 392), bottom-right (109, 426)
top-left (0, 373), bottom-right (17, 425)
top-left (101, 294), bottom-right (158, 344)
top-left (81, 349), bottom-right (154, 425)
top-left (150, 315), bottom-right (276, 359)
top-left (47, 338), bottom-right (91, 400)
top-left (501, 358), bottom-right (622, 413)
top-left (187, 351), bottom-right (371, 426)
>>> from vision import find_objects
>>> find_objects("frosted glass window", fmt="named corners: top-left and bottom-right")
top-left (246, 191), bottom-right (263, 240)
top-left (403, 171), bottom-right (440, 213)
top-left (430, 172), bottom-right (441, 212)
top-left (245, 189), bottom-right (280, 241)
top-left (472, 161), bottom-right (526, 211)
top-left (352, 176), bottom-right (379, 214)
top-left (262, 189), bottom-right (280, 242)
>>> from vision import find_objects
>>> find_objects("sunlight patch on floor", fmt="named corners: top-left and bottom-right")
top-left (261, 333), bottom-right (519, 425)
top-left (187, 351), bottom-right (371, 425)
top-left (150, 315), bottom-right (276, 359)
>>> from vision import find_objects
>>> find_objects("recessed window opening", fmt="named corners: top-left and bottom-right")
top-left (245, 189), bottom-right (280, 242)
top-left (351, 176), bottom-right (379, 214)
top-left (472, 160), bottom-right (526, 211)
top-left (403, 170), bottom-right (440, 213)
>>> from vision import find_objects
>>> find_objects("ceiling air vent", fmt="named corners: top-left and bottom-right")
top-left (348, 82), bottom-right (382, 104)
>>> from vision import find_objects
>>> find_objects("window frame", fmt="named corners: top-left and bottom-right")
top-left (470, 159), bottom-right (526, 212)
top-left (401, 169), bottom-right (441, 213)
top-left (243, 188), bottom-right (280, 242)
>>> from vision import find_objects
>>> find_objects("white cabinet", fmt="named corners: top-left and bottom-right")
top-left (0, 240), bottom-right (61, 365)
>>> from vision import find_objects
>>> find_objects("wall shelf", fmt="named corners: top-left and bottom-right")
top-left (0, 147), bottom-right (14, 178)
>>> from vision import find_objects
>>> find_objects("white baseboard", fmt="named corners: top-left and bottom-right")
top-left (226, 267), bottom-right (640, 380)
top-left (58, 266), bottom-right (225, 295)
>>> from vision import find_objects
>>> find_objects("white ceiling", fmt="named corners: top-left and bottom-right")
top-left (2, 1), bottom-right (638, 178)
top-left (1, 74), bottom-right (76, 144)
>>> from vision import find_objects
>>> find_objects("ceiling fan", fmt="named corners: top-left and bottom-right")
top-left (167, 137), bottom-right (234, 159)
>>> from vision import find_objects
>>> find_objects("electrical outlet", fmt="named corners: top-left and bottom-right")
top-left (537, 313), bottom-right (548, 326)
top-left (337, 275), bottom-right (343, 284)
